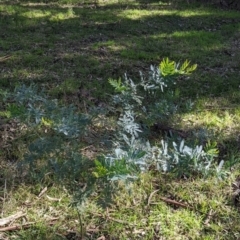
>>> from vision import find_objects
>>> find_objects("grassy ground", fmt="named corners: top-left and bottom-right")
top-left (1, 0), bottom-right (240, 239)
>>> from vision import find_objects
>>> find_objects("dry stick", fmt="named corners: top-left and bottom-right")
top-left (38, 186), bottom-right (48, 198)
top-left (0, 218), bottom-right (58, 232)
top-left (203, 209), bottom-right (214, 225)
top-left (148, 189), bottom-right (192, 209)
top-left (1, 179), bottom-right (7, 218)
top-left (147, 190), bottom-right (159, 206)
top-left (95, 194), bottom-right (192, 226)
top-left (158, 196), bottom-right (192, 209)
top-left (0, 212), bottom-right (26, 227)
top-left (156, 195), bottom-right (214, 221)
top-left (148, 190), bottom-right (216, 229)
top-left (46, 195), bottom-right (62, 202)
top-left (0, 55), bottom-right (11, 63)
top-left (0, 222), bottom-right (35, 232)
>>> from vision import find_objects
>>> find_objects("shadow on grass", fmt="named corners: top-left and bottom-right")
top-left (1, 0), bottom-right (239, 94)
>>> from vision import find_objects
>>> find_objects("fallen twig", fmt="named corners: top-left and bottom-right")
top-left (46, 195), bottom-right (62, 202)
top-left (156, 196), bottom-right (210, 216)
top-left (0, 212), bottom-right (26, 227)
top-left (158, 196), bottom-right (192, 209)
top-left (0, 222), bottom-right (35, 232)
top-left (204, 209), bottom-right (214, 225)
top-left (0, 218), bottom-right (59, 232)
top-left (0, 55), bottom-right (12, 63)
top-left (38, 186), bottom-right (48, 198)
top-left (147, 190), bottom-right (159, 206)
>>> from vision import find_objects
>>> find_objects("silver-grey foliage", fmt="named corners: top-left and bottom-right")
top-left (108, 63), bottom-right (228, 179)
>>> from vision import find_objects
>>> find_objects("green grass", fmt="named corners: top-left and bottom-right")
top-left (1, 0), bottom-right (240, 239)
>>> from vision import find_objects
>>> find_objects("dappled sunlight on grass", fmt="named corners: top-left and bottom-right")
top-left (1, 4), bottom-right (78, 22)
top-left (151, 30), bottom-right (224, 48)
top-left (118, 6), bottom-right (240, 21)
top-left (0, 5), bottom-right (16, 14)
top-left (176, 8), bottom-right (240, 18)
top-left (172, 31), bottom-right (224, 49)
top-left (177, 10), bottom-right (213, 17)
top-left (15, 7), bottom-right (76, 21)
top-left (50, 8), bottom-right (77, 21)
top-left (179, 108), bottom-right (240, 141)
top-left (118, 9), bottom-right (175, 20)
top-left (92, 40), bottom-right (127, 52)
top-left (1, 0), bottom-right (240, 238)
top-left (20, 10), bottom-right (52, 19)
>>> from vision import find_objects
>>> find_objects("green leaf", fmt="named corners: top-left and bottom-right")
top-left (109, 78), bottom-right (128, 92)
top-left (159, 57), bottom-right (176, 76)
top-left (6, 103), bottom-right (25, 117)
top-left (41, 117), bottom-right (53, 127)
top-left (179, 60), bottom-right (197, 74)
top-left (205, 140), bottom-right (219, 157)
top-left (92, 160), bottom-right (108, 178)
top-left (160, 58), bottom-right (197, 76)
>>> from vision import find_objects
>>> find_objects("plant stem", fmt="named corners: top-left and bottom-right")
top-left (77, 210), bottom-right (84, 240)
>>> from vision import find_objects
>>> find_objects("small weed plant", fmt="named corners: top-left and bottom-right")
top-left (1, 58), bottom-right (228, 207)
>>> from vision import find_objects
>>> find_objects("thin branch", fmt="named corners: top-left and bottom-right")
top-left (0, 212), bottom-right (26, 227)
top-left (0, 222), bottom-right (35, 232)
top-left (38, 186), bottom-right (48, 198)
top-left (157, 196), bottom-right (192, 209)
top-left (0, 55), bottom-right (12, 63)
top-left (147, 190), bottom-right (159, 206)
top-left (204, 209), bottom-right (214, 225)
top-left (1, 179), bottom-right (7, 218)
top-left (0, 218), bottom-right (58, 232)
